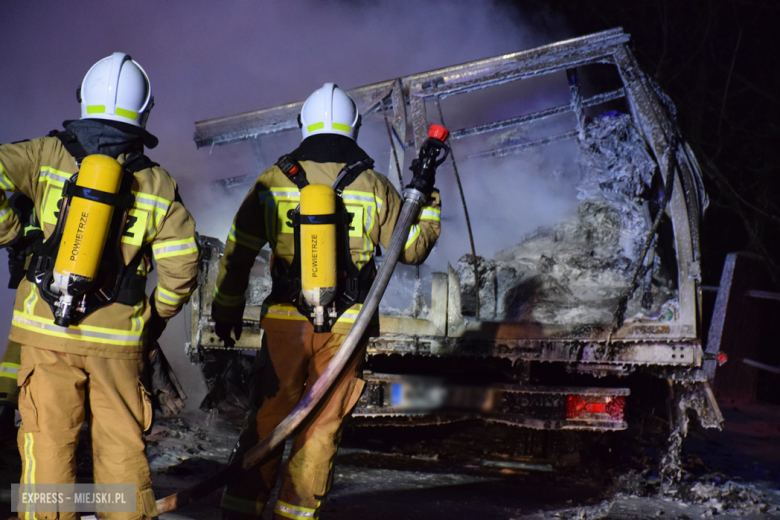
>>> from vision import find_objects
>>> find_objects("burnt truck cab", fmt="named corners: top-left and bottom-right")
top-left (188, 28), bottom-right (723, 436)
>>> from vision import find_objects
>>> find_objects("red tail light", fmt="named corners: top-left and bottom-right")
top-left (566, 395), bottom-right (626, 421)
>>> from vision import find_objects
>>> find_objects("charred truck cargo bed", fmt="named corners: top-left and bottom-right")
top-left (187, 28), bottom-right (723, 434)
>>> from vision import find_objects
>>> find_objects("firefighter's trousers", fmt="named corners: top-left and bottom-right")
top-left (221, 319), bottom-right (368, 520)
top-left (16, 345), bottom-right (157, 520)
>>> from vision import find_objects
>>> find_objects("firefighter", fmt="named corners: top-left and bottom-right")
top-left (0, 196), bottom-right (186, 440)
top-left (212, 83), bottom-right (441, 519)
top-left (0, 52), bottom-right (199, 520)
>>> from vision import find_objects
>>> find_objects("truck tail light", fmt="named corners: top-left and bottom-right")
top-left (566, 395), bottom-right (626, 421)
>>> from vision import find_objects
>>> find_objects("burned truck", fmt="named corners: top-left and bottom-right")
top-left (186, 28), bottom-right (723, 440)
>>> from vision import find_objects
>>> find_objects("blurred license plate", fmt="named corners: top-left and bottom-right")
top-left (390, 381), bottom-right (447, 410)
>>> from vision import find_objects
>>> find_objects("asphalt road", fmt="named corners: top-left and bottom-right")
top-left (3, 402), bottom-right (780, 519)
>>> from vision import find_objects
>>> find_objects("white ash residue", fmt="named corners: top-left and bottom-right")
top-left (245, 249), bottom-right (273, 306)
top-left (378, 263), bottom-right (432, 320)
top-left (458, 113), bottom-right (677, 326)
top-left (680, 479), bottom-right (780, 517)
top-left (145, 415), bottom-right (235, 472)
top-left (511, 501), bottom-right (612, 520)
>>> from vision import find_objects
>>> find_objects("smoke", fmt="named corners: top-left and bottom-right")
top-left (0, 1), bottom-right (570, 399)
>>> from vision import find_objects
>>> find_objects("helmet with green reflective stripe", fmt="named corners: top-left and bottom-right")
top-left (299, 83), bottom-right (361, 141)
top-left (79, 52), bottom-right (154, 128)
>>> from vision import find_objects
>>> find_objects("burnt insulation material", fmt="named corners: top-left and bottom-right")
top-left (458, 113), bottom-right (678, 326)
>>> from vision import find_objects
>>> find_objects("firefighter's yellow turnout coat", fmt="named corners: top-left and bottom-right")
top-left (212, 135), bottom-right (441, 519)
top-left (0, 133), bottom-right (199, 520)
top-left (0, 340), bottom-right (21, 407)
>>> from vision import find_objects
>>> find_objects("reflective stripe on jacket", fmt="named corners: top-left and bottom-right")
top-left (211, 159), bottom-right (441, 326)
top-left (0, 136), bottom-right (199, 359)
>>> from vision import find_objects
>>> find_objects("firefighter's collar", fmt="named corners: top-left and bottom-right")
top-left (295, 134), bottom-right (370, 164)
top-left (63, 119), bottom-right (159, 149)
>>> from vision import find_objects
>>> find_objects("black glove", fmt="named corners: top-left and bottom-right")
top-left (215, 321), bottom-right (242, 348)
top-left (148, 345), bottom-right (186, 416)
top-left (7, 226), bottom-right (43, 257)
top-left (147, 300), bottom-right (168, 344)
top-left (6, 226), bottom-right (43, 289)
top-left (405, 126), bottom-right (450, 199)
top-left (0, 402), bottom-right (16, 440)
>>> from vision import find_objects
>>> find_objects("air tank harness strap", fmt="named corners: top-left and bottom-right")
top-left (57, 152), bottom-right (158, 211)
top-left (114, 247), bottom-right (149, 306)
top-left (61, 182), bottom-right (135, 212)
top-left (276, 154), bottom-right (374, 194)
top-left (60, 151), bottom-right (157, 212)
top-left (277, 154), bottom-right (309, 189)
top-left (288, 212), bottom-right (348, 226)
top-left (330, 157), bottom-right (374, 318)
top-left (121, 152), bottom-right (159, 175)
top-left (332, 158), bottom-right (374, 195)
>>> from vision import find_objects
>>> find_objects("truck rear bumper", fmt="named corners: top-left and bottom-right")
top-left (354, 373), bottom-right (630, 431)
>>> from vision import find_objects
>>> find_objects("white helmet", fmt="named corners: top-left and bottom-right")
top-left (299, 83), bottom-right (360, 141)
top-left (78, 52), bottom-right (153, 128)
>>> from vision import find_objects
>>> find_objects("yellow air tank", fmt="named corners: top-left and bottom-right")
top-left (53, 154), bottom-right (123, 327)
top-left (300, 183), bottom-right (337, 331)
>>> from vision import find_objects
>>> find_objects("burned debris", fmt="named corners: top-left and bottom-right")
top-left (458, 112), bottom-right (678, 327)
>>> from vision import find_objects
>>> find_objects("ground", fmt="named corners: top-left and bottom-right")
top-left (2, 401), bottom-right (779, 519)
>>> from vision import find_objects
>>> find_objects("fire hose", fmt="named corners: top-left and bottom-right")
top-left (155, 125), bottom-right (450, 513)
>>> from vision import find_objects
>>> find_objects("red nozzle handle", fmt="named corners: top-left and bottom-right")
top-left (428, 125), bottom-right (449, 142)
